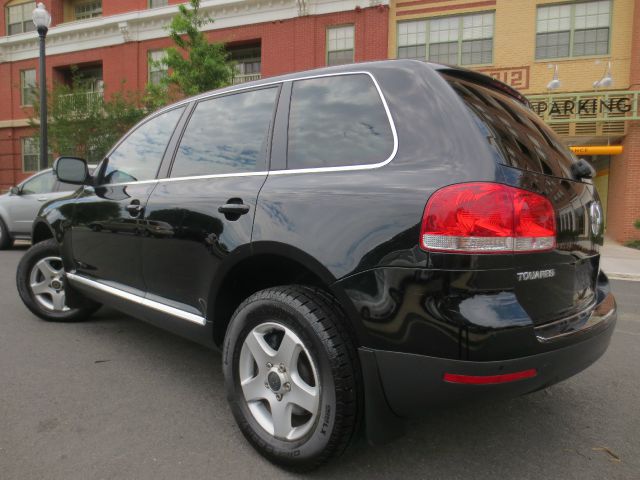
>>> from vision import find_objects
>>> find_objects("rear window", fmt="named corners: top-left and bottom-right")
top-left (287, 74), bottom-right (394, 170)
top-left (443, 75), bottom-right (574, 179)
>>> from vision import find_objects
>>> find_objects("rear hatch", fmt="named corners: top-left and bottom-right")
top-left (440, 70), bottom-right (602, 326)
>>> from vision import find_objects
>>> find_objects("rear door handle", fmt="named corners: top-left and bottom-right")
top-left (126, 200), bottom-right (144, 216)
top-left (37, 197), bottom-right (48, 202)
top-left (218, 200), bottom-right (250, 220)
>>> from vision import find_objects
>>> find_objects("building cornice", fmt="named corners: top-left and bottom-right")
top-left (0, 0), bottom-right (388, 63)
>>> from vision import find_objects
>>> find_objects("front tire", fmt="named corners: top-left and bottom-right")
top-left (16, 239), bottom-right (100, 322)
top-left (0, 217), bottom-right (14, 250)
top-left (223, 286), bottom-right (361, 471)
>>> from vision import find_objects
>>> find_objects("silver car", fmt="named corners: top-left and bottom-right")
top-left (0, 169), bottom-right (80, 249)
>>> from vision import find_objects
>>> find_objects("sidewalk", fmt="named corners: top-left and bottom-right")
top-left (600, 237), bottom-right (640, 281)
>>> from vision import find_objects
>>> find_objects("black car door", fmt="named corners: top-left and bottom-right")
top-left (69, 106), bottom-right (187, 293)
top-left (140, 85), bottom-right (280, 322)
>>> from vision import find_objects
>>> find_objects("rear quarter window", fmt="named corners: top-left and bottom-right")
top-left (287, 74), bottom-right (394, 170)
top-left (444, 75), bottom-right (574, 179)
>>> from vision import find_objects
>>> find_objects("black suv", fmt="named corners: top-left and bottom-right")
top-left (16, 60), bottom-right (616, 470)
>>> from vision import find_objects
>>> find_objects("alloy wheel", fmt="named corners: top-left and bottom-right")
top-left (239, 322), bottom-right (320, 441)
top-left (28, 256), bottom-right (69, 312)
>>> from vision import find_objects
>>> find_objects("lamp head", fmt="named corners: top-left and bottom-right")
top-left (32, 3), bottom-right (51, 30)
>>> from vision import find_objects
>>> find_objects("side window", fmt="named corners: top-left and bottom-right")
top-left (287, 75), bottom-right (394, 170)
top-left (170, 87), bottom-right (278, 178)
top-left (101, 107), bottom-right (185, 184)
top-left (21, 171), bottom-right (56, 195)
top-left (55, 180), bottom-right (80, 193)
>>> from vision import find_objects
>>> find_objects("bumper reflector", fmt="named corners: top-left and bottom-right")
top-left (443, 368), bottom-right (538, 385)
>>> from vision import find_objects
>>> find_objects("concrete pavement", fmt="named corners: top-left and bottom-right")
top-left (1, 248), bottom-right (640, 479)
top-left (601, 238), bottom-right (640, 281)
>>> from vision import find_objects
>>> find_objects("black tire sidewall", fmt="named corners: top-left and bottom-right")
top-left (16, 239), bottom-right (95, 322)
top-left (223, 297), bottom-right (340, 466)
top-left (0, 217), bottom-right (13, 250)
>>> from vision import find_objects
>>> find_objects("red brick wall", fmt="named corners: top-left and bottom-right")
top-left (607, 0), bottom-right (640, 242)
top-left (0, 5), bottom-right (390, 189)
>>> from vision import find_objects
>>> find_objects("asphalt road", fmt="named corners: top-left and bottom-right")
top-left (1, 246), bottom-right (639, 480)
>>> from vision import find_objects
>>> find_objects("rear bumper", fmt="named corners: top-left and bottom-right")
top-left (362, 291), bottom-right (616, 417)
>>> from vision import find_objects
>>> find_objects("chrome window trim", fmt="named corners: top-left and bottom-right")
top-left (66, 272), bottom-right (206, 326)
top-left (96, 70), bottom-right (398, 186)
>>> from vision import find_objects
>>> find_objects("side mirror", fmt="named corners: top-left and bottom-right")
top-left (54, 156), bottom-right (89, 185)
top-left (570, 158), bottom-right (595, 180)
top-left (9, 186), bottom-right (20, 195)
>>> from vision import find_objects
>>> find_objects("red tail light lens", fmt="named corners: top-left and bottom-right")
top-left (421, 182), bottom-right (555, 253)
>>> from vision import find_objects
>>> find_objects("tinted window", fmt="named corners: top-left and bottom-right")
top-left (287, 74), bottom-right (394, 170)
top-left (171, 87), bottom-right (278, 178)
top-left (445, 75), bottom-right (573, 179)
top-left (56, 180), bottom-right (80, 192)
top-left (102, 107), bottom-right (184, 184)
top-left (21, 171), bottom-right (56, 194)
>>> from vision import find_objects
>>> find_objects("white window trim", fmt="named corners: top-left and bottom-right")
top-left (20, 68), bottom-right (36, 106)
top-left (326, 24), bottom-right (355, 66)
top-left (397, 11), bottom-right (495, 66)
top-left (535, 0), bottom-right (612, 60)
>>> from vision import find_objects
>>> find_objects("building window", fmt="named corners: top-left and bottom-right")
top-left (398, 12), bottom-right (494, 66)
top-left (229, 45), bottom-right (261, 84)
top-left (536, 1), bottom-right (611, 59)
top-left (327, 25), bottom-right (355, 66)
top-left (22, 137), bottom-right (39, 172)
top-left (20, 69), bottom-right (36, 106)
top-left (75, 1), bottom-right (102, 20)
top-left (6, 1), bottom-right (36, 36)
top-left (148, 50), bottom-right (168, 85)
top-left (149, 0), bottom-right (168, 7)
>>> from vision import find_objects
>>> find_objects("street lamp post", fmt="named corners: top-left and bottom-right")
top-left (32, 3), bottom-right (51, 171)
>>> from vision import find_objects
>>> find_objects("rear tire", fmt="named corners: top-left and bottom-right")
top-left (0, 217), bottom-right (13, 250)
top-left (223, 285), bottom-right (361, 471)
top-left (16, 239), bottom-right (100, 322)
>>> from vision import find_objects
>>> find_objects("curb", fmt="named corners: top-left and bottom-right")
top-left (606, 272), bottom-right (640, 282)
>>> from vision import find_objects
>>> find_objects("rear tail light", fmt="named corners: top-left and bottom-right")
top-left (420, 182), bottom-right (555, 254)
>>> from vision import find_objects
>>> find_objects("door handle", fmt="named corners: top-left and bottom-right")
top-left (37, 197), bottom-right (48, 202)
top-left (126, 201), bottom-right (144, 216)
top-left (218, 204), bottom-right (250, 215)
top-left (218, 200), bottom-right (250, 220)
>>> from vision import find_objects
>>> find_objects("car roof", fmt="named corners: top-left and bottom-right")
top-left (155, 59), bottom-right (527, 115)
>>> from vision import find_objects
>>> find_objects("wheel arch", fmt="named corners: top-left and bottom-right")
top-left (209, 242), bottom-right (362, 348)
top-left (32, 220), bottom-right (55, 245)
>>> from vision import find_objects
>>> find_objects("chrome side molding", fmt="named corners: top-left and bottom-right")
top-left (66, 272), bottom-right (206, 326)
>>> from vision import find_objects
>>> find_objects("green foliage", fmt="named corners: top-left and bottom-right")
top-left (29, 70), bottom-right (146, 163)
top-left (145, 0), bottom-right (233, 107)
top-left (635, 219), bottom-right (640, 230)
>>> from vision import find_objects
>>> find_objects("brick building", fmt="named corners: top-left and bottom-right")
top-left (0, 0), bottom-right (389, 189)
top-left (387, 0), bottom-right (640, 242)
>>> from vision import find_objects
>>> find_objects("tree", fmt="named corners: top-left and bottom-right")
top-left (29, 69), bottom-right (146, 163)
top-left (145, 0), bottom-right (234, 108)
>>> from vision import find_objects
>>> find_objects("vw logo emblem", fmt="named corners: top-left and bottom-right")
top-left (590, 202), bottom-right (603, 236)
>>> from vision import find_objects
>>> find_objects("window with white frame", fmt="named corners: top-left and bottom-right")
top-left (327, 25), bottom-right (355, 66)
top-left (20, 69), bottom-right (36, 106)
top-left (22, 137), bottom-right (39, 172)
top-left (6, 1), bottom-right (36, 35)
top-left (149, 0), bottom-right (168, 8)
top-left (397, 12), bottom-right (494, 66)
top-left (148, 50), bottom-right (168, 85)
top-left (75, 0), bottom-right (102, 20)
top-left (536, 1), bottom-right (611, 59)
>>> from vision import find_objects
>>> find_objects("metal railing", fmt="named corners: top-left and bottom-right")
top-left (231, 73), bottom-right (261, 85)
top-left (56, 91), bottom-right (104, 112)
